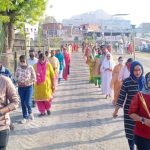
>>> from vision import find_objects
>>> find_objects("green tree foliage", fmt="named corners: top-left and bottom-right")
top-left (0, 0), bottom-right (47, 53)
top-left (51, 37), bottom-right (62, 49)
top-left (85, 36), bottom-right (95, 45)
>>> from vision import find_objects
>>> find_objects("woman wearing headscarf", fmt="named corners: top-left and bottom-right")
top-left (113, 61), bottom-right (144, 150)
top-left (129, 72), bottom-right (150, 150)
top-left (89, 52), bottom-right (94, 83)
top-left (34, 53), bottom-right (55, 116)
top-left (93, 48), bottom-right (102, 88)
top-left (100, 53), bottom-right (114, 98)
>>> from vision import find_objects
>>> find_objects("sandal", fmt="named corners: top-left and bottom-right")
top-left (47, 110), bottom-right (51, 115)
top-left (38, 113), bottom-right (46, 117)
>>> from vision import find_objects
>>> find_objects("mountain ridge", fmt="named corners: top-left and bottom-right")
top-left (62, 9), bottom-right (115, 25)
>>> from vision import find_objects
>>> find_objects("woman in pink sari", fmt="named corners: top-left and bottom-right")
top-left (63, 48), bottom-right (71, 80)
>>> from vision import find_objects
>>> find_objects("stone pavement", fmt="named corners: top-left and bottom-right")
top-left (8, 51), bottom-right (129, 150)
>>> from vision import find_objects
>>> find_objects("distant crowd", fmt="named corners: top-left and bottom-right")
top-left (0, 42), bottom-right (80, 149)
top-left (83, 42), bottom-right (150, 150)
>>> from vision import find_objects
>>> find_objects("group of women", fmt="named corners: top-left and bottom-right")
top-left (113, 61), bottom-right (150, 150)
top-left (84, 44), bottom-right (114, 98)
top-left (15, 48), bottom-right (71, 124)
top-left (84, 43), bottom-right (150, 150)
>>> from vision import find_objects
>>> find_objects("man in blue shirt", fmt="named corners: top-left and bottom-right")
top-left (0, 63), bottom-right (15, 84)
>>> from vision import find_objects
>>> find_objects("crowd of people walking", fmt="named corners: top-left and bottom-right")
top-left (82, 41), bottom-right (150, 150)
top-left (0, 43), bottom-right (74, 149)
top-left (0, 40), bottom-right (150, 150)
top-left (83, 42), bottom-right (150, 150)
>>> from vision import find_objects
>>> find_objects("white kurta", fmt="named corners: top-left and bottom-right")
top-left (100, 59), bottom-right (114, 95)
top-left (118, 45), bottom-right (124, 55)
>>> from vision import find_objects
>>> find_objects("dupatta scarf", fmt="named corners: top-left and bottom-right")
top-left (36, 61), bottom-right (47, 84)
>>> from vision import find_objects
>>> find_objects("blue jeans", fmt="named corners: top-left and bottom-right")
top-left (128, 139), bottom-right (135, 150)
top-left (135, 135), bottom-right (150, 150)
top-left (18, 85), bottom-right (33, 119)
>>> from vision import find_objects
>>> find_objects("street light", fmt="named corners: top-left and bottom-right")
top-left (69, 24), bottom-right (73, 37)
top-left (131, 25), bottom-right (136, 60)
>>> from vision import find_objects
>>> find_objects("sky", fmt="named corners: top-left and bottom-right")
top-left (46, 0), bottom-right (150, 26)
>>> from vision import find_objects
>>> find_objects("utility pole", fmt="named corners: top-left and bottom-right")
top-left (131, 25), bottom-right (136, 60)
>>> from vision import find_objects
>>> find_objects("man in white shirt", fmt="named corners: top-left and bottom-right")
top-left (28, 49), bottom-right (38, 67)
top-left (27, 49), bottom-right (38, 107)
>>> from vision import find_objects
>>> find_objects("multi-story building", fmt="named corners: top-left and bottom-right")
top-left (42, 23), bottom-right (63, 38)
top-left (101, 19), bottom-right (131, 30)
top-left (62, 25), bottom-right (83, 42)
top-left (139, 23), bottom-right (150, 32)
top-left (14, 24), bottom-right (39, 51)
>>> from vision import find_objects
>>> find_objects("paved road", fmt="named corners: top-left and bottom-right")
top-left (8, 51), bottom-right (129, 150)
top-left (135, 55), bottom-right (149, 73)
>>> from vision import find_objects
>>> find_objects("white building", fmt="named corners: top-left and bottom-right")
top-left (24, 24), bottom-right (39, 40)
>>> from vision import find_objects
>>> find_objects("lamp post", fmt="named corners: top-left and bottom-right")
top-left (69, 24), bottom-right (73, 37)
top-left (131, 25), bottom-right (136, 60)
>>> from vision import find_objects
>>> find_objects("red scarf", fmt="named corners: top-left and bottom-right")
top-left (36, 61), bottom-right (47, 84)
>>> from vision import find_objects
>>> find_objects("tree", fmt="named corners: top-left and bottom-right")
top-left (84, 35), bottom-right (95, 45)
top-left (0, 0), bottom-right (47, 53)
top-left (51, 37), bottom-right (62, 48)
top-left (0, 23), bottom-right (4, 53)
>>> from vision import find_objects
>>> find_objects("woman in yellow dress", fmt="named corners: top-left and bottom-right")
top-left (34, 53), bottom-right (55, 116)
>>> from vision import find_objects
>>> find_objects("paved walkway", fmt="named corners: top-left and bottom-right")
top-left (8, 51), bottom-right (128, 150)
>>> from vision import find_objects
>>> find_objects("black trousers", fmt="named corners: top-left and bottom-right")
top-left (0, 130), bottom-right (9, 150)
top-left (135, 135), bottom-right (150, 150)
top-left (128, 139), bottom-right (135, 150)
